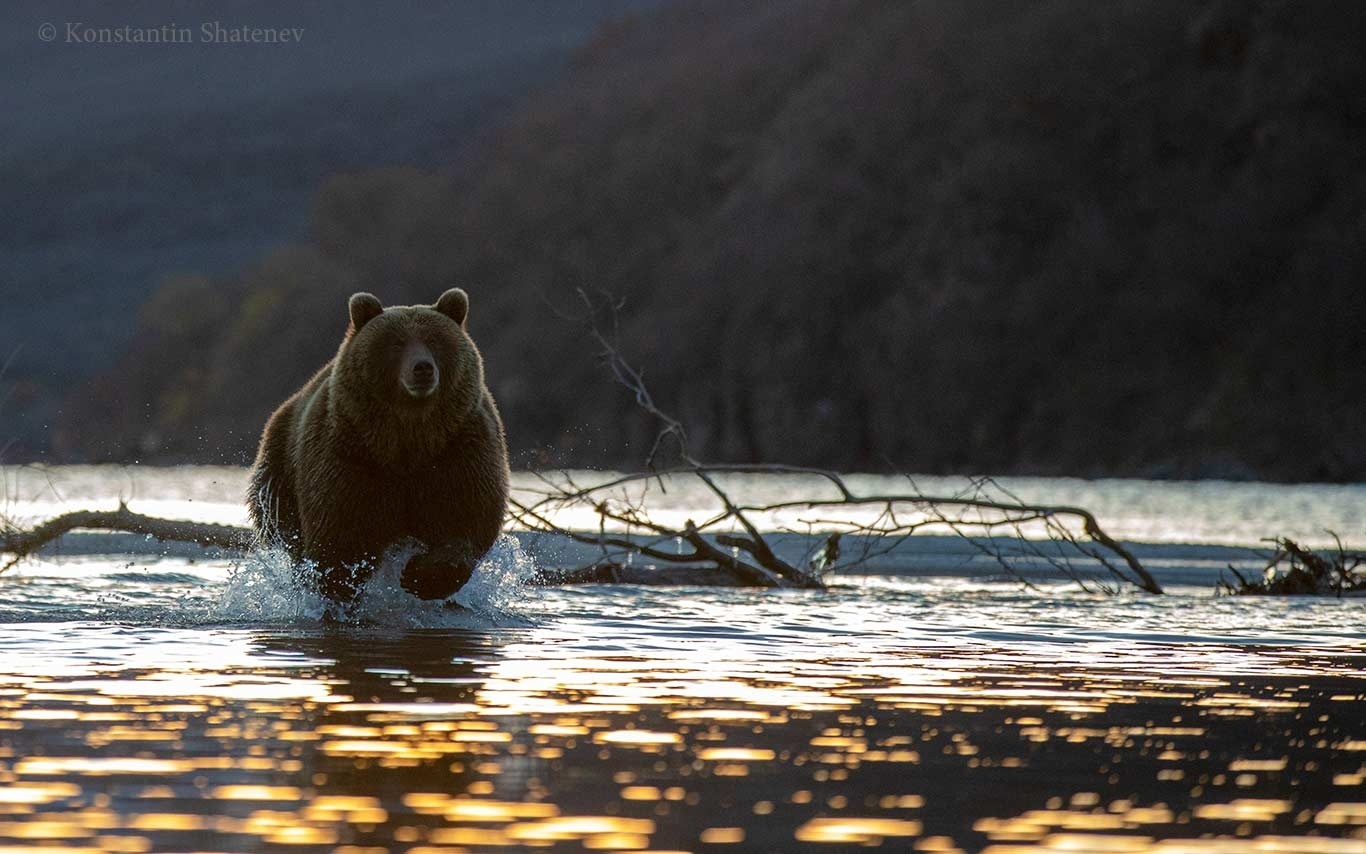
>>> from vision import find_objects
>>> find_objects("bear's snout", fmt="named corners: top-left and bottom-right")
top-left (401, 341), bottom-right (440, 398)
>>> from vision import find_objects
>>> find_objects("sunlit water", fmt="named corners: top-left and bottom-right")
top-left (1, 466), bottom-right (1364, 852)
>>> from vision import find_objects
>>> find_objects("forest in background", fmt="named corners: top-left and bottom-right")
top-left (42, 0), bottom-right (1366, 480)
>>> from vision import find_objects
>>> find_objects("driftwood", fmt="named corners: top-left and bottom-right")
top-left (1, 502), bottom-right (253, 572)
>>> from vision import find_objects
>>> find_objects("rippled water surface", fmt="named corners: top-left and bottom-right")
top-left (1, 467), bottom-right (1364, 852)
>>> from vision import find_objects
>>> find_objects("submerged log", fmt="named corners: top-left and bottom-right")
top-left (2, 487), bottom-right (1162, 594)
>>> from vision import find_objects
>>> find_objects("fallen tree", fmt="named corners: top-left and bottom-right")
top-left (2, 469), bottom-right (1163, 592)
top-left (0, 474), bottom-right (1161, 593)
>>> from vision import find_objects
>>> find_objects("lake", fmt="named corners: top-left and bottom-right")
top-left (1, 465), bottom-right (1364, 853)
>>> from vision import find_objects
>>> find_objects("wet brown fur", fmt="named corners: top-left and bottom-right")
top-left (247, 289), bottom-right (509, 601)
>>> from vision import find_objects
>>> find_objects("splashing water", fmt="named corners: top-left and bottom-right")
top-left (212, 535), bottom-right (539, 628)
top-left (451, 534), bottom-right (540, 620)
top-left (214, 546), bottom-right (328, 623)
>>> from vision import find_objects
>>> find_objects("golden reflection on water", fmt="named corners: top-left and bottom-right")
top-left (0, 624), bottom-right (1362, 852)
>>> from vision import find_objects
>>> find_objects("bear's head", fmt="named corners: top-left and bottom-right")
top-left (330, 288), bottom-right (487, 452)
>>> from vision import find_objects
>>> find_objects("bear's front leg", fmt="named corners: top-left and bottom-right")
top-left (299, 504), bottom-right (388, 604)
top-left (314, 556), bottom-right (378, 602)
top-left (295, 456), bottom-right (398, 603)
top-left (301, 536), bottom-right (382, 603)
top-left (401, 542), bottom-right (480, 600)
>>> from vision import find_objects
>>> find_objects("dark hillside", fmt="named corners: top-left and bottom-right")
top-left (56, 0), bottom-right (1366, 479)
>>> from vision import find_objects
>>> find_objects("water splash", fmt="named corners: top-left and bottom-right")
top-left (211, 535), bottom-right (539, 628)
top-left (214, 546), bottom-right (328, 623)
top-left (452, 534), bottom-right (539, 621)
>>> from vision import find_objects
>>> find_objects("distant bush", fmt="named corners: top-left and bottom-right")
top-left (1221, 537), bottom-right (1366, 597)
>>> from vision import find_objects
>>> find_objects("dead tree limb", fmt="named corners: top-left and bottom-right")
top-left (519, 289), bottom-right (1164, 594)
top-left (509, 467), bottom-right (1163, 594)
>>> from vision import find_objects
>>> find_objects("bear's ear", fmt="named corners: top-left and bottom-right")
top-left (348, 292), bottom-right (383, 333)
top-left (434, 287), bottom-right (469, 327)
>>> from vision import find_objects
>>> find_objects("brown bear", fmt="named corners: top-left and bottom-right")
top-left (247, 288), bottom-right (510, 602)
